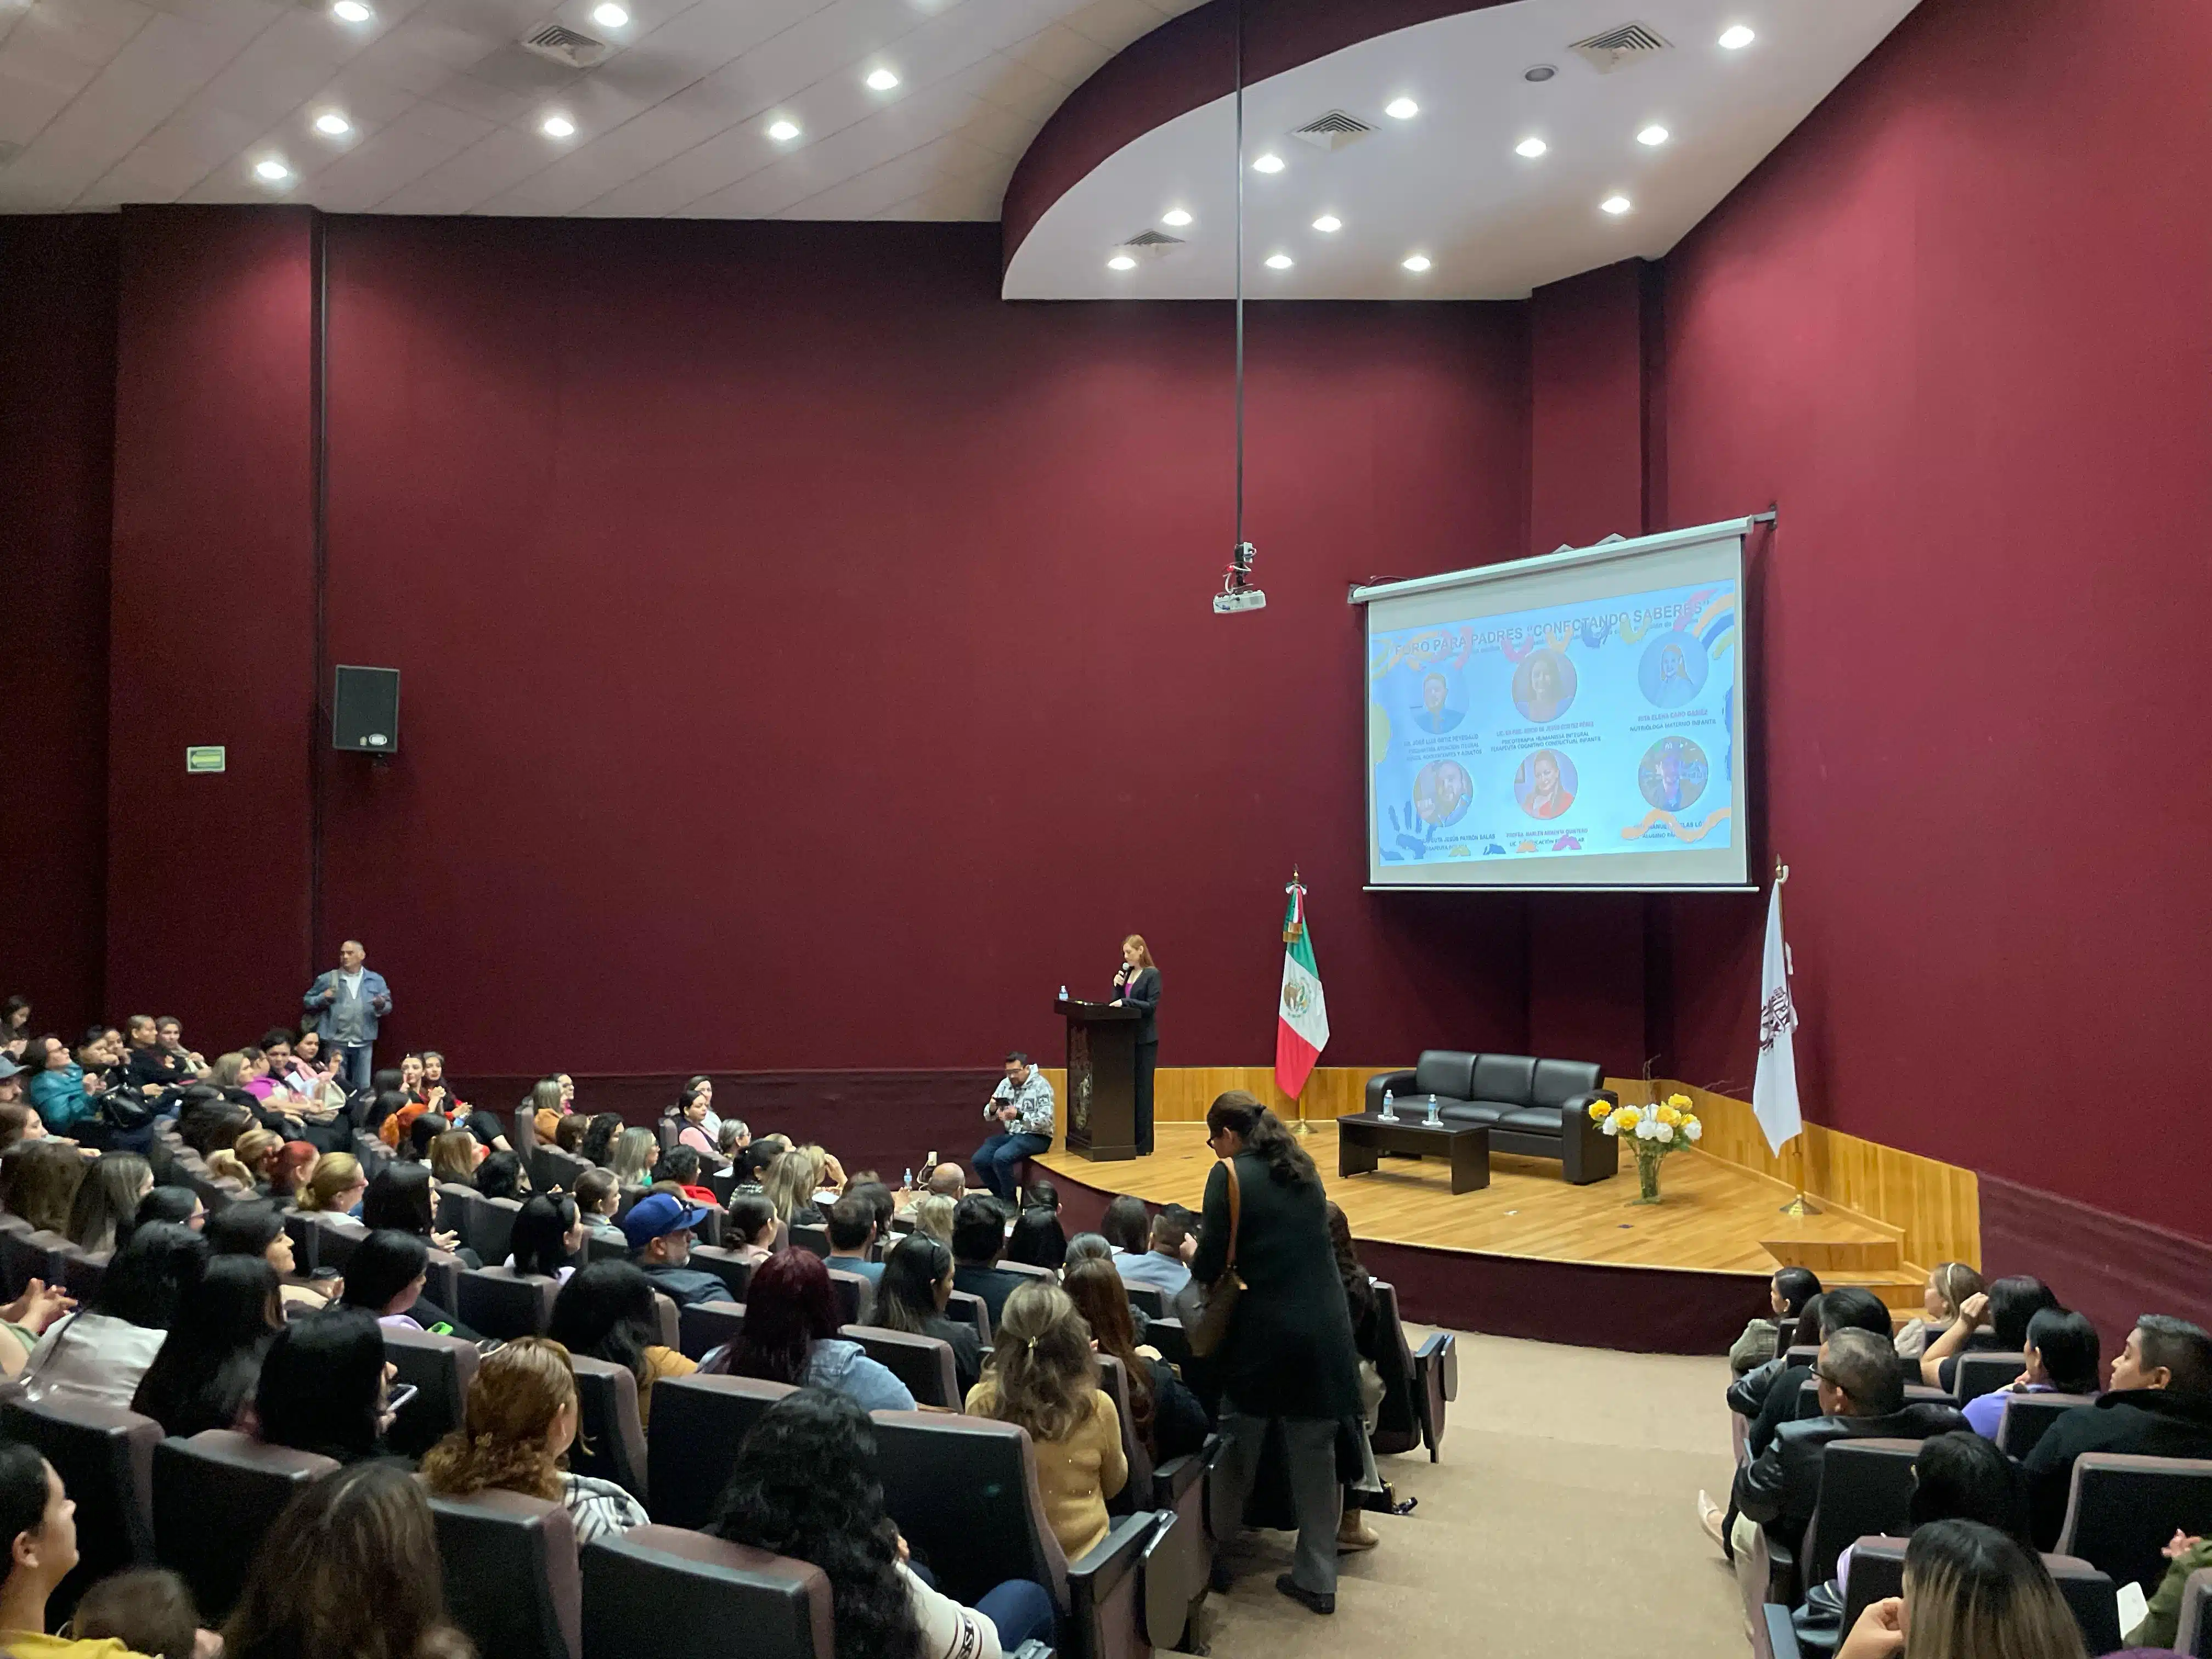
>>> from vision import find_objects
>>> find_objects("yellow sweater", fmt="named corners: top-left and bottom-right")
top-left (962, 1381), bottom-right (1128, 1560)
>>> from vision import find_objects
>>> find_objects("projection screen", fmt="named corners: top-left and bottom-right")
top-left (1359, 518), bottom-right (1754, 891)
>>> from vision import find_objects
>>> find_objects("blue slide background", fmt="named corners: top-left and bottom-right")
top-left (1370, 579), bottom-right (1737, 871)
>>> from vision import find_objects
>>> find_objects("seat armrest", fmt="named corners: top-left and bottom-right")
top-left (1153, 1433), bottom-right (1225, 1505)
top-left (1762, 1603), bottom-right (1801, 1659)
top-left (1065, 1510), bottom-right (1161, 1601)
top-left (1363, 1071), bottom-right (1417, 1114)
top-left (1763, 1535), bottom-right (1797, 1607)
top-left (1557, 1092), bottom-right (1621, 1185)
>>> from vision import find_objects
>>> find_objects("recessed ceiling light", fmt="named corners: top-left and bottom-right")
top-left (865, 67), bottom-right (899, 91)
top-left (254, 157), bottom-right (291, 182)
top-left (331, 0), bottom-right (371, 18)
top-left (1719, 24), bottom-right (1755, 49)
top-left (314, 111), bottom-right (351, 136)
top-left (1523, 64), bottom-right (1555, 82)
top-left (1402, 255), bottom-right (1431, 273)
top-left (1515, 137), bottom-right (1547, 159)
top-left (541, 115), bottom-right (576, 138)
top-left (1251, 152), bottom-right (1284, 174)
top-left (1107, 254), bottom-right (1137, 272)
top-left (1311, 213), bottom-right (1341, 233)
top-left (1265, 252), bottom-right (1293, 270)
top-left (1637, 125), bottom-right (1669, 146)
top-left (1384, 97), bottom-right (1418, 120)
top-left (590, 1), bottom-right (628, 24)
top-left (1601, 194), bottom-right (1632, 215)
top-left (1161, 208), bottom-right (1192, 228)
top-left (767, 119), bottom-right (800, 142)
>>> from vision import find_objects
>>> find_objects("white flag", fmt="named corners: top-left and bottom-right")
top-left (1752, 879), bottom-right (1803, 1155)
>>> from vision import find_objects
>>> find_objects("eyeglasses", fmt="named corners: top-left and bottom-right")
top-left (1813, 1367), bottom-right (1853, 1398)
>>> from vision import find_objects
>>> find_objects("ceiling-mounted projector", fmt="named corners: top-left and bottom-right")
top-left (1214, 541), bottom-right (1266, 613)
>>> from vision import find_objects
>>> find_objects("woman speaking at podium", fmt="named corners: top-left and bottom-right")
top-left (1111, 935), bottom-right (1161, 1156)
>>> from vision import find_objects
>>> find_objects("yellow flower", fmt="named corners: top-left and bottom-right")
top-left (1667, 1093), bottom-right (1692, 1110)
top-left (1656, 1105), bottom-right (1678, 1126)
top-left (1616, 1107), bottom-right (1640, 1129)
top-left (1589, 1101), bottom-right (1610, 1121)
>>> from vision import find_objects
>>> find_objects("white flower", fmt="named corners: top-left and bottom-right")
top-left (1601, 1120), bottom-right (1620, 1137)
top-left (1634, 1118), bottom-right (1657, 1139)
top-left (1652, 1121), bottom-right (1674, 1143)
top-left (1684, 1120), bottom-right (1703, 1142)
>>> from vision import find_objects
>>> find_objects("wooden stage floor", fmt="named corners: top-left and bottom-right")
top-left (1039, 1122), bottom-right (1896, 1278)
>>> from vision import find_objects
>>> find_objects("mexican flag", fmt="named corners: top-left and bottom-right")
top-left (1275, 876), bottom-right (1330, 1099)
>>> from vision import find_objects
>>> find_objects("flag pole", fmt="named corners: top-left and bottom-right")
top-left (1770, 857), bottom-right (1820, 1216)
top-left (1286, 867), bottom-right (1313, 1136)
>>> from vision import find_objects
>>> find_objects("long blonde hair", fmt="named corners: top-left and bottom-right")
top-left (295, 1152), bottom-right (362, 1213)
top-left (1901, 1520), bottom-right (2086, 1659)
top-left (977, 1280), bottom-right (1097, 1444)
top-left (428, 1131), bottom-right (480, 1184)
top-left (607, 1128), bottom-right (658, 1186)
top-left (763, 1146), bottom-right (824, 1223)
top-left (911, 1193), bottom-right (956, 1244)
top-left (1928, 1262), bottom-right (1985, 1323)
top-left (232, 1128), bottom-right (283, 1180)
top-left (418, 1336), bottom-right (578, 1504)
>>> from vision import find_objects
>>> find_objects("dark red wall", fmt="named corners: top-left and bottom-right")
top-left (0, 217), bottom-right (116, 1030)
top-left (1654, 0), bottom-right (2212, 1239)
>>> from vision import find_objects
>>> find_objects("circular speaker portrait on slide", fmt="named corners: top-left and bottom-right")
top-left (1514, 749), bottom-right (1577, 820)
top-left (1414, 759), bottom-right (1473, 828)
top-left (1639, 633), bottom-right (1707, 708)
top-left (1511, 649), bottom-right (1576, 723)
top-left (1412, 670), bottom-right (1464, 735)
top-left (1638, 736), bottom-right (1710, 814)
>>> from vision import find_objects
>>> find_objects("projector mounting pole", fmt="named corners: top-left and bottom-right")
top-left (1233, 0), bottom-right (1244, 556)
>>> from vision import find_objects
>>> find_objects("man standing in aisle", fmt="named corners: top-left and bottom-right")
top-left (972, 1052), bottom-right (1055, 1203)
top-left (304, 939), bottom-right (391, 1097)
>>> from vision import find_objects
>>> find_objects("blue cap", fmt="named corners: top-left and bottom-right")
top-left (621, 1191), bottom-right (714, 1250)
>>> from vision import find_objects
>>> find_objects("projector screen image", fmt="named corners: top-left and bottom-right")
top-left (1363, 522), bottom-right (1751, 890)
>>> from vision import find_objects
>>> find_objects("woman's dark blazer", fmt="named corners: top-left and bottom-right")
top-left (1114, 966), bottom-right (1161, 1045)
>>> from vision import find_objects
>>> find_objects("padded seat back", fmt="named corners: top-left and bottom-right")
top-left (1095, 1355), bottom-right (1155, 1503)
top-left (870, 1410), bottom-right (1067, 1611)
top-left (1147, 1317), bottom-right (1191, 1373)
top-left (1794, 1378), bottom-right (1955, 1419)
top-left (0, 1228), bottom-right (66, 1299)
top-left (1950, 1351), bottom-right (2027, 1403)
top-left (1804, 1437), bottom-right (1921, 1589)
top-left (531, 1146), bottom-right (592, 1197)
top-left (58, 1244), bottom-right (108, 1306)
top-left (304, 1215), bottom-right (362, 1274)
top-left (1122, 1283), bottom-right (1165, 1321)
top-left (2057, 1452), bottom-right (2212, 1599)
top-left (1409, 1051), bottom-right (1476, 1101)
top-left (567, 1356), bottom-right (649, 1502)
top-left (843, 1325), bottom-right (957, 1408)
top-left (281, 1210), bottom-right (318, 1272)
top-left (825, 1268), bottom-right (868, 1327)
top-left (1843, 1538), bottom-right (2121, 1656)
top-left (437, 1182), bottom-right (483, 1238)
top-left (685, 1246), bottom-right (755, 1303)
top-left (1369, 1280), bottom-right (1426, 1456)
top-left (1529, 1058), bottom-right (1605, 1108)
top-left (788, 1224), bottom-right (830, 1259)
top-left (581, 1527), bottom-right (832, 1659)
top-left (153, 1430), bottom-right (337, 1621)
top-left (0, 1394), bottom-right (159, 1621)
top-left (678, 1300), bottom-right (746, 1363)
top-left (382, 1325), bottom-right (479, 1458)
top-left (428, 1488), bottom-right (582, 1659)
top-left (2179, 1565), bottom-right (2212, 1658)
top-left (455, 1265), bottom-right (560, 1340)
top-left (585, 1230), bottom-right (632, 1264)
top-left (692, 1207), bottom-right (724, 1248)
top-left (646, 1374), bottom-right (793, 1530)
top-left (1995, 1392), bottom-right (2097, 1459)
top-left (473, 1197), bottom-right (524, 1266)
top-left (1469, 1054), bottom-right (1538, 1105)
top-left (945, 1289), bottom-right (990, 1346)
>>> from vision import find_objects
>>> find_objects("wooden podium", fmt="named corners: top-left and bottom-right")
top-left (1059, 995), bottom-right (1140, 1161)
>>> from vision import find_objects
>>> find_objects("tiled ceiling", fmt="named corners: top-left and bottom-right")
top-left (0, 0), bottom-right (1203, 218)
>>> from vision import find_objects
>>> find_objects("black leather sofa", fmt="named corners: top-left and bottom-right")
top-left (1360, 1052), bottom-right (1619, 1185)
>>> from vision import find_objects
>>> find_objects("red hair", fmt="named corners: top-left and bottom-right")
top-left (727, 1249), bottom-right (842, 1385)
top-left (1122, 934), bottom-right (1155, 969)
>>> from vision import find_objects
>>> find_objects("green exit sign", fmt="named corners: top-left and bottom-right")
top-left (185, 746), bottom-right (225, 774)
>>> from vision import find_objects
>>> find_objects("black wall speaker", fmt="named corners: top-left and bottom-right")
top-left (332, 665), bottom-right (400, 753)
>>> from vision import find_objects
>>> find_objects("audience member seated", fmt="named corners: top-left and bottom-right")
top-left (2022, 1313), bottom-right (2212, 1549)
top-left (428, 1131), bottom-right (481, 1185)
top-left (1325, 1203), bottom-right (1388, 1552)
top-left (522, 1079), bottom-right (563, 1145)
top-left (223, 1128), bottom-right (285, 1194)
top-left (472, 1151), bottom-right (529, 1203)
top-left (1919, 1273), bottom-right (2061, 1391)
top-left (65, 1152), bottom-right (153, 1254)
top-left (0, 1098), bottom-right (44, 1155)
top-left (69, 1566), bottom-right (206, 1659)
top-left (725, 1194), bottom-right (777, 1266)
top-left (606, 1128), bottom-right (658, 1189)
top-left (2130, 1526), bottom-right (2212, 1648)
top-left (267, 1141), bottom-right (317, 1204)
top-left (1835, 1517), bottom-right (2087, 1659)
top-left (221, 1461), bottom-right (475, 1659)
top-left (20, 1222), bottom-right (205, 1408)
top-left (1005, 1185), bottom-right (1066, 1272)
top-left (825, 1193), bottom-right (885, 1286)
top-left (206, 1201), bottom-right (332, 1317)
top-left (579, 1113), bottom-right (625, 1168)
top-left (3, 1137), bottom-right (87, 1233)
top-left (672, 1087), bottom-right (726, 1170)
top-left (909, 1193), bottom-right (955, 1247)
top-left (362, 1164), bottom-right (467, 1259)
top-left (963, 1279), bottom-right (1127, 1560)
top-left (1099, 1194), bottom-right (1148, 1259)
top-left (1726, 1327), bottom-right (1967, 1605)
top-left (1114, 1206), bottom-right (1195, 1299)
top-left (123, 1013), bottom-right (194, 1093)
top-left (253, 1305), bottom-right (394, 1465)
top-left (419, 1335), bottom-right (650, 1542)
top-left (1062, 1234), bottom-right (1114, 1276)
top-left (0, 1278), bottom-right (77, 1377)
top-left (292, 1151), bottom-right (366, 1218)
top-left (1962, 1308), bottom-right (2101, 1439)
top-left (730, 1132), bottom-right (790, 1195)
top-left (715, 1118), bottom-right (750, 1169)
top-left (872, 1234), bottom-right (984, 1397)
top-left (25, 1034), bottom-right (103, 1138)
top-left (574, 1169), bottom-right (624, 1246)
top-left (341, 1228), bottom-right (476, 1338)
top-left (131, 1255), bottom-right (282, 1437)
top-left (507, 1193), bottom-right (583, 1283)
top-left (1751, 1288), bottom-right (1900, 1457)
top-left (553, 1114), bottom-right (590, 1157)
top-left (1064, 1258), bottom-right (1207, 1461)
top-left (0, 1444), bottom-right (165, 1659)
top-left (548, 1260), bottom-right (696, 1427)
top-left (710, 1248), bottom-right (914, 1410)
top-left (132, 1187), bottom-right (204, 1237)
top-left (1730, 1265), bottom-right (1824, 1375)
top-left (708, 1387), bottom-right (1058, 1659)
top-left (620, 1192), bottom-right (725, 1307)
top-left (949, 1195), bottom-right (1026, 1328)
top-left (764, 1146), bottom-right (828, 1226)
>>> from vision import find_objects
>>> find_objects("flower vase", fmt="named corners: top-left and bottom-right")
top-left (1633, 1144), bottom-right (1665, 1204)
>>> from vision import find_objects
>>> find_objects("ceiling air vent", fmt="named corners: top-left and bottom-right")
top-left (522, 23), bottom-right (610, 69)
top-left (1289, 110), bottom-right (1374, 153)
top-left (1568, 22), bottom-right (1672, 74)
top-left (1117, 230), bottom-right (1186, 261)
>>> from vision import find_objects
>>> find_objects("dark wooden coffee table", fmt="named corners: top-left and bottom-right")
top-left (1337, 1111), bottom-right (1491, 1195)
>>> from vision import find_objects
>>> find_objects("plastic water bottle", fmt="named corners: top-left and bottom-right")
top-left (1426, 1093), bottom-right (1441, 1126)
top-left (1380, 1088), bottom-right (1396, 1122)
top-left (1058, 984), bottom-right (1068, 1001)
top-left (902, 1168), bottom-right (914, 1190)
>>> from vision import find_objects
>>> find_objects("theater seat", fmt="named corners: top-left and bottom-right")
top-left (428, 1488), bottom-right (582, 1659)
top-left (1995, 1391), bottom-right (2097, 1459)
top-left (581, 1527), bottom-right (831, 1659)
top-left (678, 1300), bottom-right (746, 1363)
top-left (684, 1245), bottom-right (754, 1303)
top-left (57, 1244), bottom-right (108, 1306)
top-left (1841, 1536), bottom-right (2122, 1655)
top-left (1949, 1351), bottom-right (2027, 1403)
top-left (0, 1393), bottom-right (159, 1622)
top-left (646, 1374), bottom-right (793, 1531)
top-left (303, 1214), bottom-right (363, 1274)
top-left (1799, 1438), bottom-right (1922, 1594)
top-left (455, 1265), bottom-right (560, 1340)
top-left (153, 1430), bottom-right (337, 1621)
top-left (567, 1356), bottom-right (650, 1503)
top-left (382, 1324), bottom-right (481, 1458)
top-left (531, 1145), bottom-right (592, 1197)
top-left (1370, 1281), bottom-right (1453, 1462)
top-left (2179, 1566), bottom-right (2212, 1658)
top-left (0, 1228), bottom-right (66, 1300)
top-left (825, 1267), bottom-right (870, 1327)
top-left (945, 1288), bottom-right (990, 1346)
top-left (2056, 1452), bottom-right (2212, 1601)
top-left (1792, 1378), bottom-right (1954, 1419)
top-left (1122, 1283), bottom-right (1166, 1321)
top-left (788, 1224), bottom-right (830, 1259)
top-left (842, 1325), bottom-right (956, 1408)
